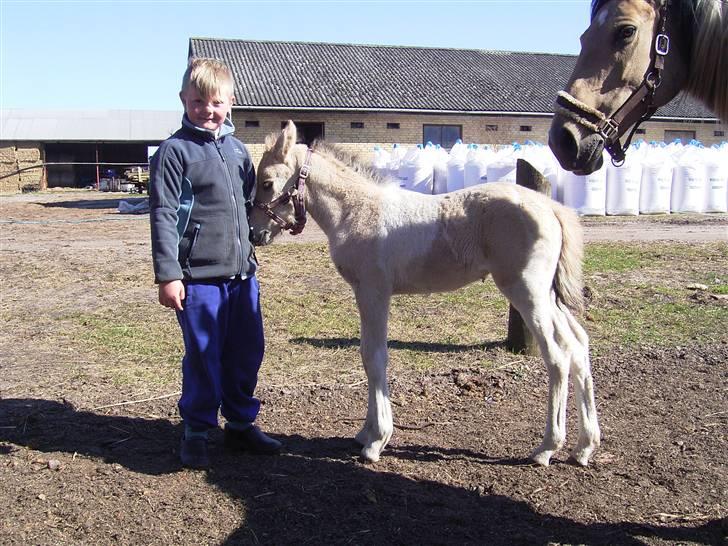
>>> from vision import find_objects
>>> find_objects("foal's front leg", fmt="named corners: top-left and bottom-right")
top-left (353, 286), bottom-right (393, 463)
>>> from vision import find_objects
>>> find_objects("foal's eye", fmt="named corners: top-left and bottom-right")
top-left (617, 25), bottom-right (637, 42)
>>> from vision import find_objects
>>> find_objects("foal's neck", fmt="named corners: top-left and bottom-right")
top-left (299, 147), bottom-right (376, 238)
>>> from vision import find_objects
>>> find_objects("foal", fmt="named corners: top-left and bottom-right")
top-left (250, 122), bottom-right (601, 466)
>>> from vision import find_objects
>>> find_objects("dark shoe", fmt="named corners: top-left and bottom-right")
top-left (180, 436), bottom-right (210, 469)
top-left (224, 425), bottom-right (282, 454)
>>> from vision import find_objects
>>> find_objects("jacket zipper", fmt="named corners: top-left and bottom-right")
top-left (186, 224), bottom-right (201, 267)
top-left (215, 139), bottom-right (243, 276)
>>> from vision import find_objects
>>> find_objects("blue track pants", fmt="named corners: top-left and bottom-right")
top-left (175, 276), bottom-right (264, 430)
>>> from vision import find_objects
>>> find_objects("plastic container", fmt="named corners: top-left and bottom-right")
top-left (446, 140), bottom-right (467, 192)
top-left (372, 146), bottom-right (391, 180)
top-left (704, 147), bottom-right (728, 213)
top-left (388, 144), bottom-right (407, 183)
top-left (671, 145), bottom-right (707, 213)
top-left (606, 153), bottom-right (642, 215)
top-left (638, 143), bottom-right (673, 214)
top-left (431, 144), bottom-right (449, 194)
top-left (398, 144), bottom-right (433, 194)
top-left (486, 144), bottom-right (518, 184)
top-left (464, 145), bottom-right (489, 187)
top-left (562, 152), bottom-right (607, 215)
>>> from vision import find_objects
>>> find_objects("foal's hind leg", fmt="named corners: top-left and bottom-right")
top-left (353, 287), bottom-right (393, 463)
top-left (499, 284), bottom-right (570, 466)
top-left (561, 307), bottom-right (600, 466)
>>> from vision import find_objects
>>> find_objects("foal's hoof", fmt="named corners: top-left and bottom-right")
top-left (360, 445), bottom-right (381, 463)
top-left (529, 449), bottom-right (554, 467)
top-left (568, 448), bottom-right (593, 467)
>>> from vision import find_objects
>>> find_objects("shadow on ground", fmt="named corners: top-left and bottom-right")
top-left (292, 336), bottom-right (507, 353)
top-left (0, 398), bottom-right (722, 545)
top-left (41, 197), bottom-right (147, 210)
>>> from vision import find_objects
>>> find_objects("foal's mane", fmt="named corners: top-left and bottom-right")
top-left (311, 140), bottom-right (391, 186)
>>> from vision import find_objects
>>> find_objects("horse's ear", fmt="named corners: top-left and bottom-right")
top-left (271, 120), bottom-right (297, 160)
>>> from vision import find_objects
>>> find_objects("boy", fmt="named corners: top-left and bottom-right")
top-left (149, 57), bottom-right (281, 469)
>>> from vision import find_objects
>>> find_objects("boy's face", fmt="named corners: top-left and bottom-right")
top-left (179, 85), bottom-right (234, 132)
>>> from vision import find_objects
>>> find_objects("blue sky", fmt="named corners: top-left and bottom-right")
top-left (1, 0), bottom-right (591, 112)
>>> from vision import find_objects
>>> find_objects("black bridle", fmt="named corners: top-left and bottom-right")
top-left (555, 0), bottom-right (672, 165)
top-left (253, 149), bottom-right (312, 235)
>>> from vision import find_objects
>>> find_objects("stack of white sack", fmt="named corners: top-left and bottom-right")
top-left (370, 139), bottom-right (726, 215)
top-left (561, 150), bottom-right (608, 216)
top-left (704, 144), bottom-right (728, 213)
top-left (606, 143), bottom-right (644, 215)
top-left (464, 144), bottom-right (495, 188)
top-left (639, 143), bottom-right (674, 214)
top-left (446, 140), bottom-right (468, 192)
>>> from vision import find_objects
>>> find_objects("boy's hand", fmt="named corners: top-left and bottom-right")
top-left (159, 280), bottom-right (185, 311)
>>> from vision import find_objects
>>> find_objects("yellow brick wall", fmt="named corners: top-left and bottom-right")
top-left (0, 142), bottom-right (45, 193)
top-left (231, 109), bottom-right (727, 166)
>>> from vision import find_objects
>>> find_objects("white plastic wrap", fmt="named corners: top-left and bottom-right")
top-left (606, 154), bottom-right (642, 215)
top-left (463, 145), bottom-right (490, 187)
top-left (562, 153), bottom-right (607, 215)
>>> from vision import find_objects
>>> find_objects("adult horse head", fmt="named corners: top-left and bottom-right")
top-left (549, 0), bottom-right (727, 174)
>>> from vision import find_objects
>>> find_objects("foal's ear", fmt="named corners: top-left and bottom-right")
top-left (272, 120), bottom-right (297, 161)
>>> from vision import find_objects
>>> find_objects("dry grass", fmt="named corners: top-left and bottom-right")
top-left (0, 194), bottom-right (725, 395)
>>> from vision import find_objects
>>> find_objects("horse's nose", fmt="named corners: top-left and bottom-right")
top-left (548, 124), bottom-right (580, 171)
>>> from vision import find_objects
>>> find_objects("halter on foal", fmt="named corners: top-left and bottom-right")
top-left (253, 148), bottom-right (312, 235)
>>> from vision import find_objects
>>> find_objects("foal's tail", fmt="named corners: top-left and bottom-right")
top-left (552, 203), bottom-right (585, 315)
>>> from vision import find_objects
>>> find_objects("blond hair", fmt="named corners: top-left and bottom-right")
top-left (181, 57), bottom-right (234, 99)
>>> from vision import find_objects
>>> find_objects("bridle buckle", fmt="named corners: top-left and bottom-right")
top-left (298, 164), bottom-right (311, 180)
top-left (655, 33), bottom-right (670, 56)
top-left (598, 118), bottom-right (620, 142)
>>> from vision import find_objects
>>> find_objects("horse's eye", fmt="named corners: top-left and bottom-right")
top-left (262, 180), bottom-right (274, 191)
top-left (618, 25), bottom-right (637, 41)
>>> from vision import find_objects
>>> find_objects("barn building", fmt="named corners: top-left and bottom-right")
top-left (1, 39), bottom-right (724, 193)
top-left (0, 110), bottom-right (180, 193)
top-left (189, 38), bottom-right (726, 164)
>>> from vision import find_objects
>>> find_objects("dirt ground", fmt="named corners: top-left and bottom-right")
top-left (0, 191), bottom-right (726, 545)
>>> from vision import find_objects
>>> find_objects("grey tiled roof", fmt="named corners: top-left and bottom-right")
top-left (189, 38), bottom-right (716, 120)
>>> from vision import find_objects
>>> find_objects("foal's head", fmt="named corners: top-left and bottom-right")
top-left (248, 120), bottom-right (301, 245)
top-left (549, 0), bottom-right (693, 174)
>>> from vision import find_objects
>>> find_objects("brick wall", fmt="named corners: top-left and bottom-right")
top-left (231, 109), bottom-right (727, 166)
top-left (0, 142), bottom-right (45, 193)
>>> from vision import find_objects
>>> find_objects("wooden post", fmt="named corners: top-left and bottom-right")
top-left (506, 159), bottom-right (552, 356)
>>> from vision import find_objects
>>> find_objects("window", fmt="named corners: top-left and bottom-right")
top-left (715, 130), bottom-right (725, 137)
top-left (350, 122), bottom-right (364, 129)
top-left (485, 124), bottom-right (498, 132)
top-left (281, 121), bottom-right (324, 145)
top-left (635, 128), bottom-right (646, 135)
top-left (244, 120), bottom-right (260, 128)
top-left (519, 125), bottom-right (532, 132)
top-left (423, 124), bottom-right (462, 148)
top-left (664, 129), bottom-right (695, 144)
top-left (387, 122), bottom-right (400, 130)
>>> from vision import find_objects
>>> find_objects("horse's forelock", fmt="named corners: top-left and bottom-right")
top-left (590, 0), bottom-right (612, 20)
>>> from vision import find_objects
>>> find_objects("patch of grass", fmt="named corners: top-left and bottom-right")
top-left (51, 241), bottom-right (727, 385)
top-left (712, 284), bottom-right (728, 295)
top-left (584, 245), bottom-right (649, 273)
top-left (587, 285), bottom-right (727, 352)
top-left (70, 306), bottom-right (182, 387)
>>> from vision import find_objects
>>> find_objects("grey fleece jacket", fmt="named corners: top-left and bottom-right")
top-left (149, 115), bottom-right (257, 283)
